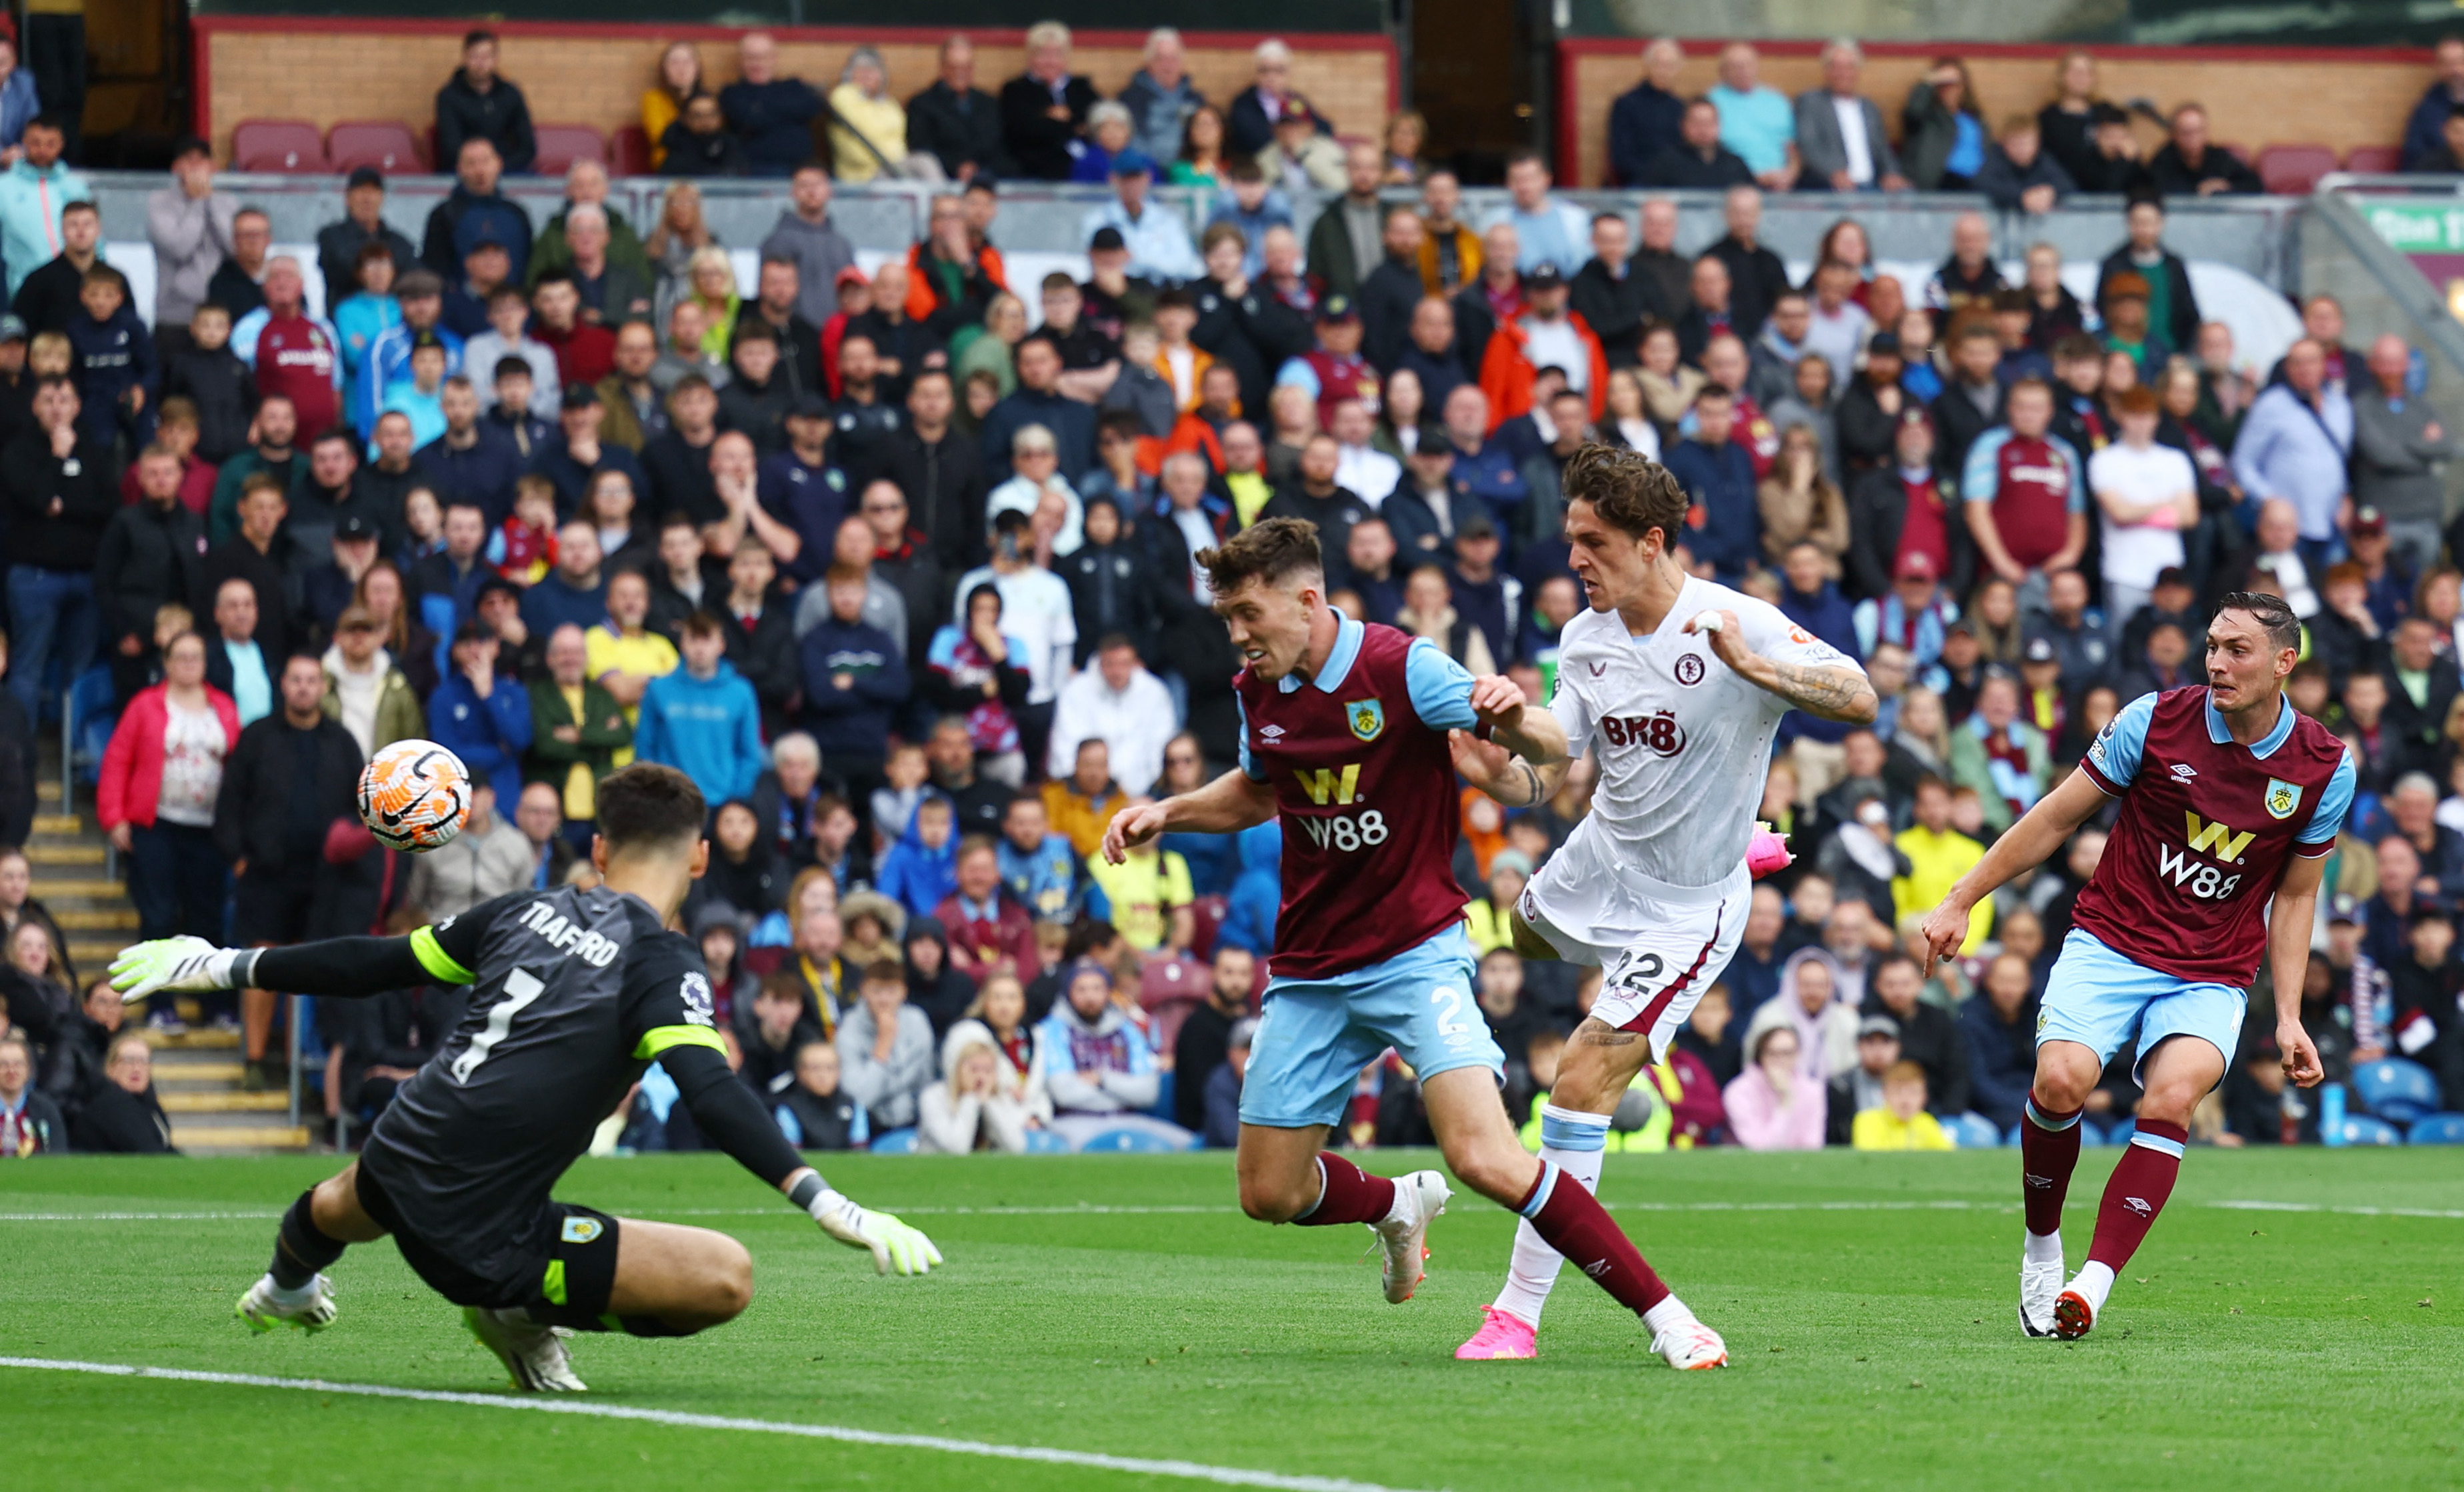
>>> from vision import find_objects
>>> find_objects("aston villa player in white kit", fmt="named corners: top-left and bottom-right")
top-left (1919, 592), bottom-right (2347, 1339)
top-left (1450, 445), bottom-right (1877, 1363)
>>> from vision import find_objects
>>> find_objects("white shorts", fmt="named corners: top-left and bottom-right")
top-left (1517, 863), bottom-right (1750, 1064)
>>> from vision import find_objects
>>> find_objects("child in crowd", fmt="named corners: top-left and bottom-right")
top-left (380, 336), bottom-right (450, 449)
top-left (494, 473), bottom-right (561, 585)
top-left (28, 328), bottom-right (71, 378)
top-left (486, 355), bottom-right (553, 454)
top-left (1853, 1061), bottom-right (1956, 1150)
top-left (773, 1040), bottom-right (862, 1151)
top-left (162, 302), bottom-right (252, 464)
top-left (870, 741), bottom-right (929, 851)
top-left (69, 265), bottom-right (157, 451)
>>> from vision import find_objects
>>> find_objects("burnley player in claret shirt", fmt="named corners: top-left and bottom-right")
top-left (1104, 518), bottom-right (1736, 1369)
top-left (1919, 591), bottom-right (2351, 1341)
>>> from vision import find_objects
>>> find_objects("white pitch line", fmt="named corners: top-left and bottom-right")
top-left (5, 1199), bottom-right (2461, 1224)
top-left (0, 1357), bottom-right (1429, 1492)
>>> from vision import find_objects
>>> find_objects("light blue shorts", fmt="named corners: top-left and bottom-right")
top-left (2039, 927), bottom-right (2247, 1085)
top-left (1239, 925), bottom-right (1505, 1130)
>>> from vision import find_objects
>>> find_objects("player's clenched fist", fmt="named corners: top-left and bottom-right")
top-left (1467, 673), bottom-right (1526, 730)
top-left (1680, 608), bottom-right (1751, 669)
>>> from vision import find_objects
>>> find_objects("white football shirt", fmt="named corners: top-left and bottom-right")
top-left (1534, 576), bottom-right (1863, 933)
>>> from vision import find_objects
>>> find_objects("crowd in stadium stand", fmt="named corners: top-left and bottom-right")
top-left (5, 23), bottom-right (2464, 1161)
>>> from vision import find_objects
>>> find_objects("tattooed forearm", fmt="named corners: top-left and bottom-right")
top-left (1754, 661), bottom-right (1878, 723)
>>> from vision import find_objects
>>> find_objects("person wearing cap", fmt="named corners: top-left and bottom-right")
top-left (1272, 294), bottom-right (1379, 431)
top-left (421, 137), bottom-right (533, 289)
top-left (1255, 95), bottom-right (1346, 195)
top-left (1475, 260), bottom-right (1607, 437)
top-left (1077, 149), bottom-right (1199, 285)
top-left (144, 135), bottom-right (237, 358)
top-left (317, 166), bottom-right (420, 313)
top-left (349, 266), bottom-right (462, 438)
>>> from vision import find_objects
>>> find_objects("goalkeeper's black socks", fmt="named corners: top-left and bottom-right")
top-left (271, 1189), bottom-right (347, 1289)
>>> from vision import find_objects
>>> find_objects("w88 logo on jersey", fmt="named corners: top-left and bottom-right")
top-left (1297, 809), bottom-right (1389, 853)
top-left (1599, 710), bottom-right (1687, 757)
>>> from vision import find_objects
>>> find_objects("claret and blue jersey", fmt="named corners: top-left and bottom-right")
top-left (1228, 614), bottom-right (1507, 1131)
top-left (2071, 686), bottom-right (2354, 987)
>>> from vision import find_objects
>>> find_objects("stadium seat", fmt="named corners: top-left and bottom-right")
top-left (611, 124), bottom-right (652, 177)
top-left (2351, 1057), bottom-right (2443, 1123)
top-left (533, 123), bottom-right (608, 176)
top-left (2257, 145), bottom-right (2338, 195)
top-left (1140, 953), bottom-right (1205, 1009)
top-left (2103, 1118), bottom-right (2135, 1149)
top-left (1189, 895), bottom-right (1228, 961)
top-left (867, 1127), bottom-right (919, 1155)
top-left (2335, 1115), bottom-right (2404, 1146)
top-left (2076, 1119), bottom-right (2112, 1147)
top-left (2406, 1113), bottom-right (2464, 1145)
top-left (1145, 995), bottom-right (1201, 1056)
top-left (2343, 145), bottom-right (2401, 175)
top-left (327, 119), bottom-right (429, 175)
top-left (1023, 1127), bottom-right (1070, 1153)
top-left (231, 119), bottom-right (329, 174)
top-left (1950, 1113), bottom-right (2003, 1149)
top-left (1080, 1127), bottom-right (1190, 1153)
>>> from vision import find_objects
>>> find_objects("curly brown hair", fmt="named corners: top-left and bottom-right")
top-left (1199, 516), bottom-right (1324, 597)
top-left (1562, 442), bottom-right (1687, 546)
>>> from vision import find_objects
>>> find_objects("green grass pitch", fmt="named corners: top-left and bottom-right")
top-left (3, 1148), bottom-right (2460, 1491)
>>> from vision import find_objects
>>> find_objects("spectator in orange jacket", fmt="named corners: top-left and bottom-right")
top-left (1475, 261), bottom-right (1609, 433)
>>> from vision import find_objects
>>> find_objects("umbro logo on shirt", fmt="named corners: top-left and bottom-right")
top-left (1259, 725), bottom-right (1285, 739)
top-left (2171, 764), bottom-right (2197, 779)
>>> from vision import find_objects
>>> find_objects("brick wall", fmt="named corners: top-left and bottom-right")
top-left (1562, 42), bottom-right (2436, 187)
top-left (199, 21), bottom-right (1395, 169)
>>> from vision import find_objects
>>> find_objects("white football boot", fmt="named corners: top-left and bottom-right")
top-left (1370, 1170), bottom-right (1452, 1303)
top-left (235, 1273), bottom-right (338, 1334)
top-left (463, 1307), bottom-right (587, 1392)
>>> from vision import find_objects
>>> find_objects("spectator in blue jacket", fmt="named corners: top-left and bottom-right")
top-left (1662, 385), bottom-right (1760, 581)
top-left (415, 375), bottom-right (525, 522)
top-left (635, 611), bottom-right (765, 806)
top-left (427, 619), bottom-right (535, 807)
top-left (721, 33), bottom-right (825, 179)
top-left (877, 791), bottom-right (959, 920)
top-left (67, 265), bottom-right (157, 451)
top-left (1438, 385), bottom-right (1527, 528)
top-left (797, 568), bottom-right (909, 789)
top-left (1212, 819), bottom-right (1283, 956)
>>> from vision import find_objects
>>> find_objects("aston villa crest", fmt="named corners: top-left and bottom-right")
top-left (2264, 778), bottom-right (2301, 820)
top-left (1346, 699), bottom-right (1385, 742)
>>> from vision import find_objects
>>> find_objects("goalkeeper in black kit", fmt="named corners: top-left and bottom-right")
top-left (111, 763), bottom-right (940, 1393)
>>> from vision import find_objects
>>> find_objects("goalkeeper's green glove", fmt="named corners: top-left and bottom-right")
top-left (807, 1187), bottom-right (943, 1276)
top-left (109, 937), bottom-right (248, 1003)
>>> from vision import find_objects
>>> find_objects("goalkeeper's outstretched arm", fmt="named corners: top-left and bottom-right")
top-left (111, 934), bottom-right (448, 1003)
